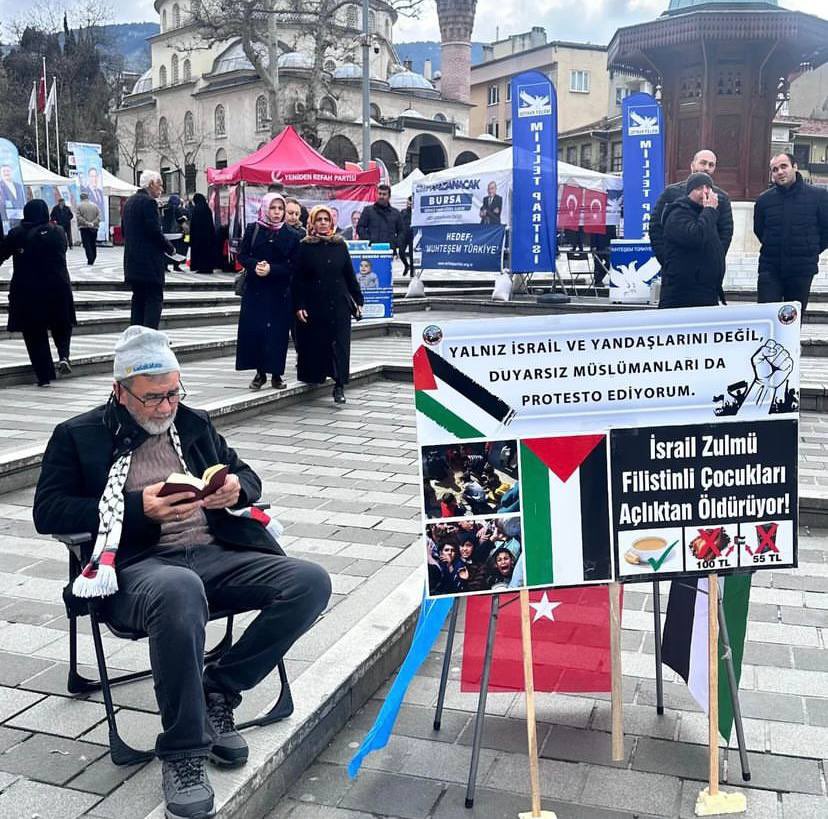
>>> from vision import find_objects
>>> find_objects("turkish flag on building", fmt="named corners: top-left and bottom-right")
top-left (583, 189), bottom-right (607, 234)
top-left (557, 184), bottom-right (583, 231)
top-left (461, 586), bottom-right (617, 694)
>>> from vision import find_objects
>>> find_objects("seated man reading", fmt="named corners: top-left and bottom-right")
top-left (33, 325), bottom-right (331, 819)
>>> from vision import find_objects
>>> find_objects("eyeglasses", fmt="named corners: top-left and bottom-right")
top-left (119, 381), bottom-right (187, 408)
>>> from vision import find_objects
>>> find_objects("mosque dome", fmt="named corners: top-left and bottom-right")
top-left (666, 0), bottom-right (778, 12)
top-left (130, 68), bottom-right (153, 95)
top-left (389, 70), bottom-right (434, 91)
top-left (277, 51), bottom-right (313, 70)
top-left (211, 41), bottom-right (262, 74)
top-left (333, 62), bottom-right (363, 80)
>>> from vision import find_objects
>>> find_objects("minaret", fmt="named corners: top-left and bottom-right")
top-left (435, 0), bottom-right (477, 103)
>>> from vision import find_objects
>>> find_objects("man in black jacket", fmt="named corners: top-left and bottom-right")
top-left (122, 170), bottom-right (175, 329)
top-left (357, 184), bottom-right (403, 250)
top-left (658, 172), bottom-right (724, 309)
top-left (754, 152), bottom-right (828, 313)
top-left (650, 149), bottom-right (733, 271)
top-left (33, 326), bottom-right (331, 819)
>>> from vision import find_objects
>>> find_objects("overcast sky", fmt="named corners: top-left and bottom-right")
top-left (1, 0), bottom-right (825, 45)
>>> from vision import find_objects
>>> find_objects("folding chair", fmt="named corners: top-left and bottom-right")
top-left (564, 250), bottom-right (592, 295)
top-left (56, 509), bottom-right (294, 766)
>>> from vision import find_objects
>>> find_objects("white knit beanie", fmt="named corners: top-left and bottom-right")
top-left (113, 326), bottom-right (180, 382)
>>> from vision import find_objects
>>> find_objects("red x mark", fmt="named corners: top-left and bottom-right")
top-left (755, 523), bottom-right (779, 554)
top-left (694, 528), bottom-right (723, 559)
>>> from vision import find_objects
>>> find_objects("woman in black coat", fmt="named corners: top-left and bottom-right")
top-left (161, 194), bottom-right (187, 271)
top-left (0, 199), bottom-right (76, 386)
top-left (235, 193), bottom-right (300, 390)
top-left (188, 193), bottom-right (218, 274)
top-left (293, 205), bottom-right (363, 404)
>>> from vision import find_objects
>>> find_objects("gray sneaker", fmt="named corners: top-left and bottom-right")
top-left (206, 692), bottom-right (249, 767)
top-left (162, 756), bottom-right (214, 819)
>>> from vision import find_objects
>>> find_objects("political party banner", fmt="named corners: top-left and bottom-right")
top-left (413, 302), bottom-right (799, 598)
top-left (511, 70), bottom-right (557, 274)
top-left (350, 248), bottom-right (393, 319)
top-left (622, 92), bottom-right (664, 240)
top-left (412, 168), bottom-right (511, 228)
top-left (609, 239), bottom-right (660, 304)
top-left (0, 137), bottom-right (26, 227)
top-left (419, 224), bottom-right (505, 272)
top-left (68, 142), bottom-right (107, 242)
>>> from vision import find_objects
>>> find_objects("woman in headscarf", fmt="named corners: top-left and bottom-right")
top-left (188, 193), bottom-right (218, 274)
top-left (235, 192), bottom-right (300, 390)
top-left (292, 205), bottom-right (363, 404)
top-left (161, 193), bottom-right (187, 270)
top-left (0, 199), bottom-right (76, 386)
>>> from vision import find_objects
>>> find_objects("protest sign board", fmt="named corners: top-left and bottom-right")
top-left (415, 303), bottom-right (799, 598)
top-left (609, 239), bottom-right (660, 304)
top-left (419, 224), bottom-right (505, 272)
top-left (349, 248), bottom-right (393, 319)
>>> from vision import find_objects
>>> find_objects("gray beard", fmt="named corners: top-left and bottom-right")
top-left (130, 408), bottom-right (177, 436)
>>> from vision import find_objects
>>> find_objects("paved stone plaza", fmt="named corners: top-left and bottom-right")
top-left (0, 247), bottom-right (824, 818)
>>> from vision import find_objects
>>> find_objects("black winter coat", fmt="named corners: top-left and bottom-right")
top-left (235, 223), bottom-right (300, 374)
top-left (0, 221), bottom-right (76, 333)
top-left (650, 180), bottom-right (733, 266)
top-left (188, 200), bottom-right (218, 273)
top-left (122, 188), bottom-right (174, 286)
top-left (753, 173), bottom-right (828, 279)
top-left (50, 204), bottom-right (73, 231)
top-left (292, 235), bottom-right (363, 385)
top-left (33, 402), bottom-right (278, 568)
top-left (356, 202), bottom-right (403, 249)
top-left (658, 198), bottom-right (724, 309)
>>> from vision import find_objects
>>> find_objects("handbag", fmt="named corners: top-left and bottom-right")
top-left (346, 292), bottom-right (362, 321)
top-left (233, 224), bottom-right (260, 297)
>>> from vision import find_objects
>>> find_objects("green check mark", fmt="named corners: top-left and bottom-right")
top-left (647, 540), bottom-right (678, 572)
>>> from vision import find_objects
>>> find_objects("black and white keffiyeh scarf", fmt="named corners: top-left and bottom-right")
top-left (72, 423), bottom-right (188, 598)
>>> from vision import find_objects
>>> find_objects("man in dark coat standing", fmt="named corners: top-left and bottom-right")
top-left (650, 149), bottom-right (733, 275)
top-left (33, 326), bottom-right (331, 819)
top-left (754, 152), bottom-right (828, 314)
top-left (356, 184), bottom-right (403, 250)
top-left (50, 199), bottom-right (74, 248)
top-left (658, 173), bottom-right (724, 309)
top-left (122, 170), bottom-right (175, 329)
top-left (400, 196), bottom-right (415, 276)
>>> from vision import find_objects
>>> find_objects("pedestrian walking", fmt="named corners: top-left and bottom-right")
top-left (754, 152), bottom-right (828, 313)
top-left (400, 195), bottom-right (415, 277)
top-left (0, 199), bottom-right (76, 386)
top-left (76, 192), bottom-right (101, 265)
top-left (658, 172), bottom-right (724, 309)
top-left (236, 193), bottom-right (300, 391)
top-left (50, 198), bottom-right (74, 248)
top-left (293, 205), bottom-right (363, 404)
top-left (122, 170), bottom-right (175, 329)
top-left (188, 193), bottom-right (218, 274)
top-left (162, 194), bottom-right (188, 271)
top-left (356, 184), bottom-right (403, 249)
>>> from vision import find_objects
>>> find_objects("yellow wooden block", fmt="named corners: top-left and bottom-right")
top-left (694, 787), bottom-right (747, 816)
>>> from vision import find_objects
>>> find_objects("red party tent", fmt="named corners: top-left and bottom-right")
top-left (206, 125), bottom-right (380, 189)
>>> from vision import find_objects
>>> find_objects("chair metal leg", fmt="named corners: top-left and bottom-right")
top-left (88, 607), bottom-right (155, 766)
top-left (204, 615), bottom-right (234, 664)
top-left (67, 615), bottom-right (99, 694)
top-left (237, 660), bottom-right (294, 729)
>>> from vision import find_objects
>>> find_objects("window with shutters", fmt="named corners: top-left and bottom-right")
top-left (184, 111), bottom-right (194, 142)
top-left (214, 104), bottom-right (226, 136)
top-left (183, 59), bottom-right (191, 81)
top-left (255, 95), bottom-right (269, 131)
top-left (171, 54), bottom-right (179, 84)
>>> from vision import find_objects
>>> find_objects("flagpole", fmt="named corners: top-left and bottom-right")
top-left (42, 58), bottom-right (51, 171)
top-left (53, 76), bottom-right (61, 176)
top-left (33, 81), bottom-right (41, 166)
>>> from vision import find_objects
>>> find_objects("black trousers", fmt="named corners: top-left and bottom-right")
top-left (103, 542), bottom-right (331, 759)
top-left (129, 282), bottom-right (164, 329)
top-left (80, 228), bottom-right (97, 265)
top-left (400, 237), bottom-right (414, 276)
top-left (22, 324), bottom-right (71, 385)
top-left (757, 268), bottom-right (815, 314)
top-left (61, 226), bottom-right (73, 248)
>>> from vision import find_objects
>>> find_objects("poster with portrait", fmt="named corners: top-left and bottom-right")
top-left (412, 168), bottom-right (511, 228)
top-left (68, 142), bottom-right (108, 242)
top-left (414, 302), bottom-right (800, 597)
top-left (349, 248), bottom-right (393, 319)
top-left (0, 137), bottom-right (26, 227)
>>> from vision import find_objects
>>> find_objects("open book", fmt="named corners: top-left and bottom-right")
top-left (158, 464), bottom-right (228, 500)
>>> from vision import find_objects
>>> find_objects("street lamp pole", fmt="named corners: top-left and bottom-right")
top-left (361, 0), bottom-right (371, 170)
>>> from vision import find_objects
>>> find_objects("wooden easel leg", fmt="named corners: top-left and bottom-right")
top-left (609, 582), bottom-right (625, 762)
top-left (652, 579), bottom-right (665, 715)
top-left (434, 600), bottom-right (459, 731)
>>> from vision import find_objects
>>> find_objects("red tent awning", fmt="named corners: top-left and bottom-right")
top-left (206, 126), bottom-right (380, 188)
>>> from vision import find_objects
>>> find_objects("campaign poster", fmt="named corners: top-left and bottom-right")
top-left (350, 249), bottom-right (393, 319)
top-left (609, 239), bottom-right (660, 304)
top-left (412, 169), bottom-right (511, 228)
top-left (413, 302), bottom-right (799, 598)
top-left (0, 137), bottom-right (26, 227)
top-left (68, 142), bottom-right (107, 242)
top-left (419, 224), bottom-right (505, 272)
top-left (622, 92), bottom-right (665, 239)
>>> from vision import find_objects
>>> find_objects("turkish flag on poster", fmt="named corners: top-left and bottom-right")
top-left (461, 586), bottom-right (618, 693)
top-left (557, 184), bottom-right (583, 231)
top-left (583, 189), bottom-right (607, 234)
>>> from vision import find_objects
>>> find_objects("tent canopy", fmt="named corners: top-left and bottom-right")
top-left (103, 169), bottom-right (137, 197)
top-left (390, 168), bottom-right (424, 209)
top-left (206, 125), bottom-right (380, 188)
top-left (19, 156), bottom-right (73, 186)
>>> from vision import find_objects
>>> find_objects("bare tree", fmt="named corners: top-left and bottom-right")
top-left (114, 115), bottom-right (146, 184)
top-left (149, 118), bottom-right (210, 193)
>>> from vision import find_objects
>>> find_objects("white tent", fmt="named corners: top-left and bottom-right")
top-left (390, 168), bottom-right (425, 208)
top-left (103, 169), bottom-right (137, 198)
top-left (19, 156), bottom-right (73, 186)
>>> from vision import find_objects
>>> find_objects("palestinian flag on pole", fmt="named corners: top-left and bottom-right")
top-left (662, 574), bottom-right (751, 741)
top-left (413, 345), bottom-right (516, 440)
top-left (520, 435), bottom-right (612, 587)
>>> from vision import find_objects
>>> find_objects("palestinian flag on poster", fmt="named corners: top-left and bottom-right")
top-left (413, 345), bottom-right (516, 440)
top-left (520, 435), bottom-right (612, 587)
top-left (662, 574), bottom-right (751, 741)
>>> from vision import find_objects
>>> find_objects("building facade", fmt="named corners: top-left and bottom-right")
top-left (115, 0), bottom-right (499, 193)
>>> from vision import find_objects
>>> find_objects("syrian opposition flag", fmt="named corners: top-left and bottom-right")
top-left (413, 345), bottom-right (516, 440)
top-left (462, 587), bottom-right (618, 693)
top-left (520, 435), bottom-right (612, 587)
top-left (583, 189), bottom-right (607, 234)
top-left (662, 574), bottom-right (751, 740)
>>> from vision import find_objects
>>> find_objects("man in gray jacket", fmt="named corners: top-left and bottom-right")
top-left (76, 192), bottom-right (101, 265)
